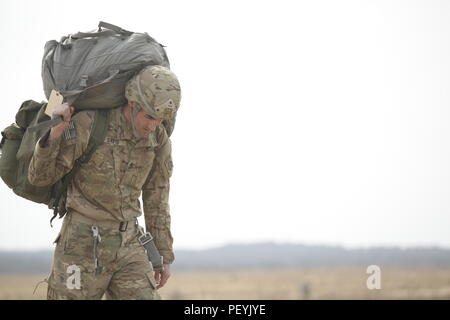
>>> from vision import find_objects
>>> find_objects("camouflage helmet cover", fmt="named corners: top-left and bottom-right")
top-left (125, 65), bottom-right (181, 120)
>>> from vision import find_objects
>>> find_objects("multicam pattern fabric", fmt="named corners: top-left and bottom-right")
top-left (28, 106), bottom-right (174, 299)
top-left (125, 65), bottom-right (181, 120)
top-left (46, 215), bottom-right (161, 300)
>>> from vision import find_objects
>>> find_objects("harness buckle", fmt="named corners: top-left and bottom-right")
top-left (119, 221), bottom-right (128, 232)
top-left (138, 232), bottom-right (153, 246)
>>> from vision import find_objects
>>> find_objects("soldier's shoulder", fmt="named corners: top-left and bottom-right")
top-left (72, 110), bottom-right (96, 124)
top-left (71, 110), bottom-right (96, 131)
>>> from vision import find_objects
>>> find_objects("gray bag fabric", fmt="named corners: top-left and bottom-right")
top-left (42, 21), bottom-right (170, 110)
top-left (42, 21), bottom-right (177, 136)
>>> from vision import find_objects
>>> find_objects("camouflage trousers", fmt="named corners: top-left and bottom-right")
top-left (46, 211), bottom-right (161, 300)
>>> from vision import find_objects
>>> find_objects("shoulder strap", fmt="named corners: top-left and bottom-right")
top-left (49, 109), bottom-right (110, 225)
top-left (77, 109), bottom-right (110, 164)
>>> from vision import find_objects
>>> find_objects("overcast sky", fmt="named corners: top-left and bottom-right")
top-left (0, 0), bottom-right (449, 251)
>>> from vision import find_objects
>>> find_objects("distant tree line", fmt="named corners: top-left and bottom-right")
top-left (1, 243), bottom-right (450, 273)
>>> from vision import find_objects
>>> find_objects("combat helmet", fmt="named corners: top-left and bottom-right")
top-left (125, 65), bottom-right (181, 120)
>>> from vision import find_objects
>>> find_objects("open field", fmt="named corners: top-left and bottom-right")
top-left (1, 267), bottom-right (449, 300)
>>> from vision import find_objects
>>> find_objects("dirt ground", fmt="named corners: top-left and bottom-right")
top-left (1, 267), bottom-right (449, 300)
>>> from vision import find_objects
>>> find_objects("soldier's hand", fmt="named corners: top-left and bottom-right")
top-left (49, 103), bottom-right (75, 143)
top-left (53, 102), bottom-right (75, 126)
top-left (154, 263), bottom-right (171, 289)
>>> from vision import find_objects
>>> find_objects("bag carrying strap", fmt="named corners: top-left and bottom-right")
top-left (61, 69), bottom-right (120, 106)
top-left (71, 21), bottom-right (133, 39)
top-left (49, 109), bottom-right (111, 225)
top-left (71, 29), bottom-right (116, 39)
top-left (98, 21), bottom-right (133, 36)
top-left (76, 109), bottom-right (110, 164)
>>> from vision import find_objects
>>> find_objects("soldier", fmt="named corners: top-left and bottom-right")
top-left (28, 65), bottom-right (181, 300)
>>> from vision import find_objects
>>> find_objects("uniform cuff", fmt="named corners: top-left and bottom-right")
top-left (160, 250), bottom-right (175, 265)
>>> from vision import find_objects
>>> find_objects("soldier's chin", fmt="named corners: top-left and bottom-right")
top-left (144, 128), bottom-right (153, 135)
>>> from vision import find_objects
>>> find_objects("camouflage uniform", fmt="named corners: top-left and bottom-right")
top-left (28, 106), bottom-right (174, 300)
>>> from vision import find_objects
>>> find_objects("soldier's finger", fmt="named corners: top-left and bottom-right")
top-left (57, 103), bottom-right (70, 122)
top-left (157, 272), bottom-right (170, 289)
top-left (156, 276), bottom-right (165, 289)
top-left (52, 103), bottom-right (66, 116)
top-left (65, 105), bottom-right (74, 120)
top-left (154, 271), bottom-right (161, 284)
top-left (157, 280), bottom-right (165, 289)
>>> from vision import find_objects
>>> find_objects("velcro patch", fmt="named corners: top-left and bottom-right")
top-left (64, 121), bottom-right (77, 141)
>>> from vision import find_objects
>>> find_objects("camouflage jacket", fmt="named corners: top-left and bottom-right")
top-left (28, 107), bottom-right (174, 264)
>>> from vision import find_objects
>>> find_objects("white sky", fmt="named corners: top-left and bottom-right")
top-left (0, 0), bottom-right (449, 251)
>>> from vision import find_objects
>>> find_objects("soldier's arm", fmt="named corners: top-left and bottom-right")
top-left (142, 126), bottom-right (175, 265)
top-left (28, 106), bottom-right (95, 187)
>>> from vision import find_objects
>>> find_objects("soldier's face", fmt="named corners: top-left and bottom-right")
top-left (133, 109), bottom-right (163, 136)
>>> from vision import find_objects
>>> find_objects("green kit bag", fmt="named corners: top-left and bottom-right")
top-left (0, 100), bottom-right (51, 203)
top-left (0, 100), bottom-right (110, 223)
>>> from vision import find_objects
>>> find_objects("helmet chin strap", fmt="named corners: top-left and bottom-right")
top-left (130, 104), bottom-right (145, 139)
